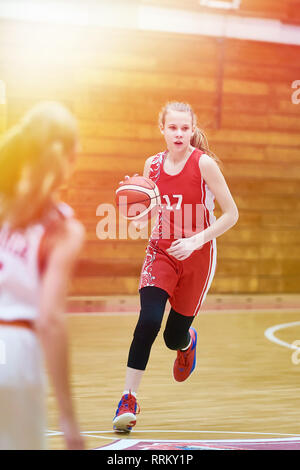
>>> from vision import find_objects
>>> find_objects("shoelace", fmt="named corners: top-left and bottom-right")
top-left (119, 393), bottom-right (140, 415)
top-left (178, 350), bottom-right (189, 367)
top-left (178, 338), bottom-right (194, 367)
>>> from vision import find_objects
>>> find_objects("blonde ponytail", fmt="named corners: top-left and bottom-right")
top-left (191, 126), bottom-right (208, 151)
top-left (0, 101), bottom-right (78, 229)
top-left (191, 126), bottom-right (221, 166)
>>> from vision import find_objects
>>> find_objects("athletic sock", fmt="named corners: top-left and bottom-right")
top-left (180, 338), bottom-right (192, 351)
top-left (123, 390), bottom-right (137, 398)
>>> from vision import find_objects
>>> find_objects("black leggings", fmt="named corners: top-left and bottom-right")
top-left (127, 286), bottom-right (195, 371)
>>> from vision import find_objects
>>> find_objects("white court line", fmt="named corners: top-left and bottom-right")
top-left (56, 316), bottom-right (300, 445)
top-left (68, 308), bottom-right (300, 317)
top-left (88, 429), bottom-right (300, 437)
top-left (264, 321), bottom-right (300, 350)
top-left (68, 311), bottom-right (138, 317)
top-left (46, 430), bottom-right (63, 436)
top-left (47, 429), bottom-right (300, 439)
top-left (97, 436), bottom-right (300, 443)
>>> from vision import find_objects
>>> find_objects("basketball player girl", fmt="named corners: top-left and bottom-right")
top-left (113, 101), bottom-right (239, 432)
top-left (0, 102), bottom-right (85, 449)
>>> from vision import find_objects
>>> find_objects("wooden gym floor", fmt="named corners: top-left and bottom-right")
top-left (46, 295), bottom-right (300, 450)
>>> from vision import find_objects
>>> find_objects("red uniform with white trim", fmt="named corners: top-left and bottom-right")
top-left (139, 148), bottom-right (217, 317)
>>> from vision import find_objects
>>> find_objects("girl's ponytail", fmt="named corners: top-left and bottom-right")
top-left (191, 126), bottom-right (208, 151)
top-left (191, 126), bottom-right (221, 166)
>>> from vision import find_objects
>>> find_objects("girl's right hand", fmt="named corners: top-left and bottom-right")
top-left (60, 415), bottom-right (85, 450)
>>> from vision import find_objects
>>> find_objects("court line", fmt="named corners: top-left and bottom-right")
top-left (264, 321), bottom-right (300, 350)
top-left (46, 430), bottom-right (63, 436)
top-left (46, 429), bottom-right (300, 439)
top-left (53, 317), bottom-right (300, 445)
top-left (96, 436), bottom-right (300, 443)
top-left (68, 308), bottom-right (300, 317)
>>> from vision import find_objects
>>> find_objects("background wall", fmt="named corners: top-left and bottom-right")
top-left (142, 0), bottom-right (300, 24)
top-left (0, 17), bottom-right (299, 295)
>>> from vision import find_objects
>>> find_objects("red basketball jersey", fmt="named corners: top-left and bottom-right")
top-left (148, 148), bottom-right (216, 251)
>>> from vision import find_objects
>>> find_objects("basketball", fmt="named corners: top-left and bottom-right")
top-left (116, 175), bottom-right (161, 221)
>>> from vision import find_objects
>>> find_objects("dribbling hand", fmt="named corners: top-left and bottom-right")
top-left (119, 173), bottom-right (139, 185)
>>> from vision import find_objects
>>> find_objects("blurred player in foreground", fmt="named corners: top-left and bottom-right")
top-left (0, 102), bottom-right (85, 450)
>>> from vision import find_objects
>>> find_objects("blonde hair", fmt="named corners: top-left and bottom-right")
top-left (0, 101), bottom-right (78, 229)
top-left (158, 101), bottom-right (221, 165)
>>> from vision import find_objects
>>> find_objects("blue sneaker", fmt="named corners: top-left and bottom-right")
top-left (173, 328), bottom-right (197, 382)
top-left (113, 392), bottom-right (140, 432)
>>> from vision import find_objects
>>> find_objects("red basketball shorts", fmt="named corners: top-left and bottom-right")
top-left (139, 239), bottom-right (217, 317)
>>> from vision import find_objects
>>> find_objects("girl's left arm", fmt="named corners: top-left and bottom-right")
top-left (195, 154), bottom-right (239, 247)
top-left (167, 154), bottom-right (239, 260)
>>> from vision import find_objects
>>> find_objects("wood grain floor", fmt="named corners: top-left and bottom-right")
top-left (46, 308), bottom-right (300, 450)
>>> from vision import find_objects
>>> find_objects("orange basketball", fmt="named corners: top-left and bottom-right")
top-left (116, 176), bottom-right (161, 221)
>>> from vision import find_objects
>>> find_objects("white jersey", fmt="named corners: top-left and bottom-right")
top-left (0, 203), bottom-right (73, 322)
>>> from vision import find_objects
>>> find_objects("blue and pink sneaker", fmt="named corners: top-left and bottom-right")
top-left (113, 392), bottom-right (140, 432)
top-left (173, 327), bottom-right (198, 382)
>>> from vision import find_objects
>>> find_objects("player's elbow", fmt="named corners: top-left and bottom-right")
top-left (231, 207), bottom-right (239, 226)
top-left (225, 204), bottom-right (239, 227)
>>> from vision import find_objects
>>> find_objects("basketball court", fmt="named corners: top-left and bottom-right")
top-left (0, 0), bottom-right (300, 452)
top-left (45, 295), bottom-right (300, 450)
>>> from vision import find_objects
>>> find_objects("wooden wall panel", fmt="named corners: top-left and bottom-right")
top-left (0, 19), bottom-right (299, 295)
top-left (139, 0), bottom-right (300, 24)
top-left (237, 0), bottom-right (289, 21)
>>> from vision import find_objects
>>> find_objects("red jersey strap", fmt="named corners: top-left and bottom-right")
top-left (149, 151), bottom-right (167, 183)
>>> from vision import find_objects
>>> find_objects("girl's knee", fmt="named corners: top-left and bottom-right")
top-left (163, 329), bottom-right (184, 350)
top-left (134, 315), bottom-right (161, 343)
